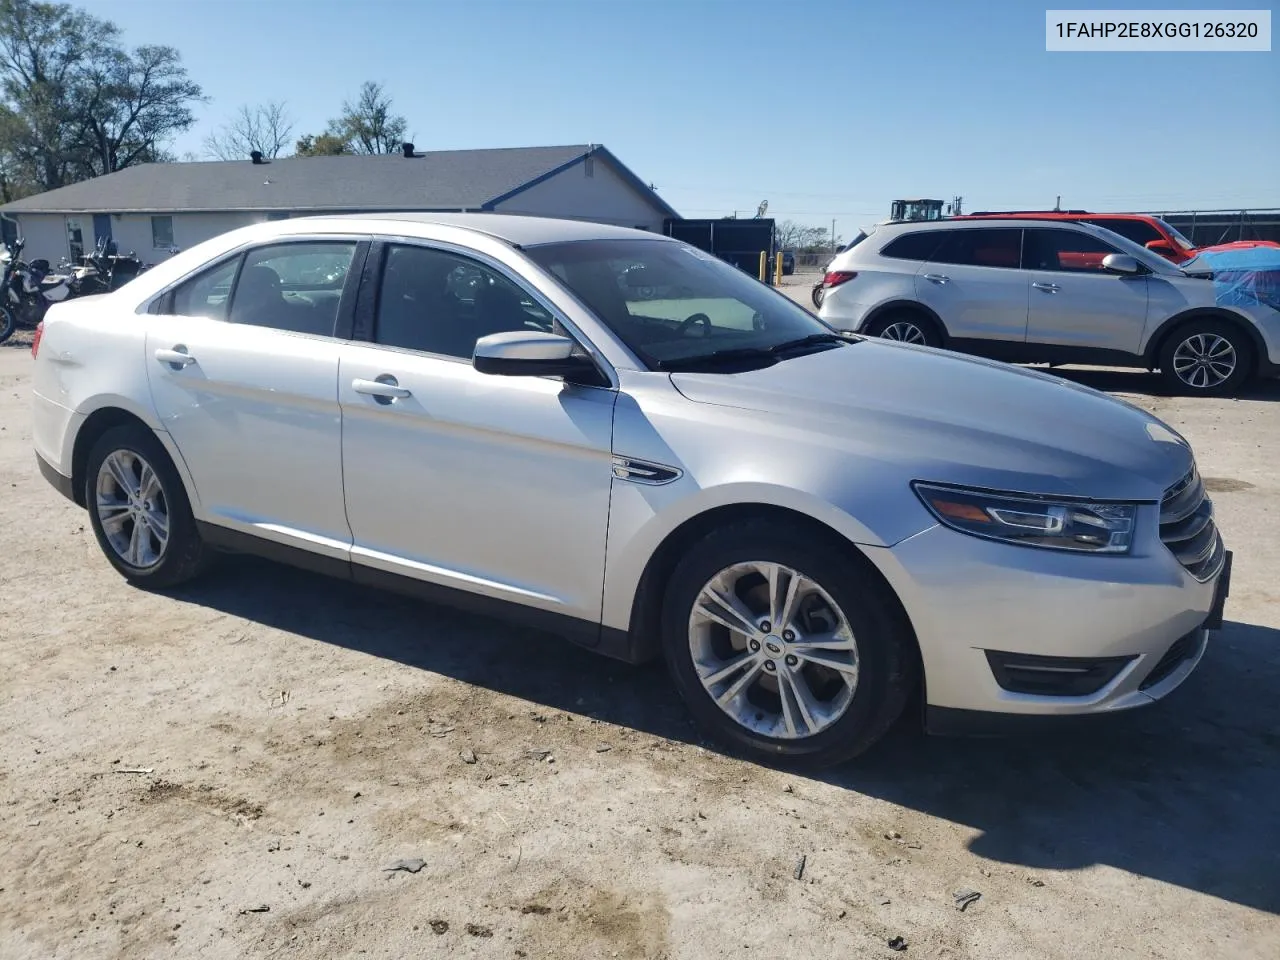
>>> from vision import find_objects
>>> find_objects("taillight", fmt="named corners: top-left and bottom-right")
top-left (823, 270), bottom-right (857, 288)
top-left (31, 321), bottom-right (43, 358)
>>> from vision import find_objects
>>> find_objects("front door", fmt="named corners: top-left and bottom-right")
top-left (912, 227), bottom-right (1029, 344)
top-left (1022, 227), bottom-right (1150, 354)
top-left (338, 242), bottom-right (616, 623)
top-left (145, 239), bottom-right (364, 557)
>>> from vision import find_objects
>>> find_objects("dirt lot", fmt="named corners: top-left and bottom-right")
top-left (2, 331), bottom-right (1277, 959)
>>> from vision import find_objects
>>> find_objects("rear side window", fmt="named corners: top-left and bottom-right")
top-left (927, 229), bottom-right (1023, 269)
top-left (1024, 228), bottom-right (1121, 272)
top-left (171, 258), bottom-right (238, 320)
top-left (227, 242), bottom-right (357, 336)
top-left (1083, 218), bottom-right (1162, 246)
top-left (880, 232), bottom-right (944, 261)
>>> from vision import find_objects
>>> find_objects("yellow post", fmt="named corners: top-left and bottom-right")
top-left (758, 250), bottom-right (767, 282)
top-left (774, 252), bottom-right (783, 286)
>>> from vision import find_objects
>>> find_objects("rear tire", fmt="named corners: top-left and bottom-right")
top-left (84, 424), bottom-right (210, 588)
top-left (660, 518), bottom-right (917, 768)
top-left (1158, 318), bottom-right (1253, 397)
top-left (811, 282), bottom-right (825, 309)
top-left (865, 310), bottom-right (942, 348)
top-left (0, 305), bottom-right (14, 344)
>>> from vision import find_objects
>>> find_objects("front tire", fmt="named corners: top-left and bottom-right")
top-left (660, 519), bottom-right (917, 768)
top-left (84, 424), bottom-right (210, 588)
top-left (0, 305), bottom-right (14, 343)
top-left (1158, 319), bottom-right (1253, 396)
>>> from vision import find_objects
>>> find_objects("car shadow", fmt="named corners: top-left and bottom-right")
top-left (1028, 364), bottom-right (1280, 401)
top-left (169, 556), bottom-right (1280, 915)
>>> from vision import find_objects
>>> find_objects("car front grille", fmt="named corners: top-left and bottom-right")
top-left (1160, 466), bottom-right (1226, 582)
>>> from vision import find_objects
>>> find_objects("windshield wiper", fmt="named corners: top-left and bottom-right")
top-left (656, 333), bottom-right (849, 372)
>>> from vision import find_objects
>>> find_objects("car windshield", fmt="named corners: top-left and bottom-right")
top-left (1156, 219), bottom-right (1197, 251)
top-left (524, 238), bottom-right (840, 370)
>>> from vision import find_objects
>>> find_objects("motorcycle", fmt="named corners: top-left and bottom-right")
top-left (0, 237), bottom-right (150, 343)
top-left (0, 239), bottom-right (74, 343)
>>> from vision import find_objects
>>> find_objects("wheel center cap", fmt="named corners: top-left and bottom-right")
top-left (762, 636), bottom-right (785, 658)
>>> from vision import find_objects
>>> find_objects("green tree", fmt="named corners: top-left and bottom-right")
top-left (0, 0), bottom-right (203, 194)
top-left (293, 131), bottom-right (348, 157)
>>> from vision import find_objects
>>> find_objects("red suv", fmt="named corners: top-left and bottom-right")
top-left (956, 210), bottom-right (1278, 265)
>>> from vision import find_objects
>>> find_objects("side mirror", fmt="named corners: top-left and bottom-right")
top-left (1145, 239), bottom-right (1175, 256)
top-left (473, 331), bottom-right (606, 385)
top-left (1101, 253), bottom-right (1143, 275)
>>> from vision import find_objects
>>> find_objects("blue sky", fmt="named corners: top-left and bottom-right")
top-left (78, 0), bottom-right (1277, 237)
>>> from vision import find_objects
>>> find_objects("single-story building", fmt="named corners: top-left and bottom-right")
top-left (0, 143), bottom-right (678, 265)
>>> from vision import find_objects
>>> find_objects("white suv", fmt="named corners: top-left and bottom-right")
top-left (818, 218), bottom-right (1280, 396)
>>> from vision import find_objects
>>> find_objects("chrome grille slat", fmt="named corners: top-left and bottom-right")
top-left (1159, 466), bottom-right (1225, 583)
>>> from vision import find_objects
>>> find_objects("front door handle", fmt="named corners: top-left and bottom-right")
top-left (923, 273), bottom-right (951, 284)
top-left (154, 347), bottom-right (196, 367)
top-left (1032, 282), bottom-right (1061, 293)
top-left (352, 377), bottom-right (411, 401)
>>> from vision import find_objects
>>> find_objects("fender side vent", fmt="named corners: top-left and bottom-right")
top-left (612, 456), bottom-right (682, 485)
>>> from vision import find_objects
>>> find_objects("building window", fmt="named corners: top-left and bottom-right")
top-left (151, 215), bottom-right (174, 249)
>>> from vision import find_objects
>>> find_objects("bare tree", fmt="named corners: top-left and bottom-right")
top-left (204, 101), bottom-right (293, 161)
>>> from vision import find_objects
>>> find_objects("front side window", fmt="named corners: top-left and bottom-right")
top-left (1024, 228), bottom-right (1121, 273)
top-left (228, 241), bottom-right (356, 335)
top-left (151, 216), bottom-right (174, 250)
top-left (524, 238), bottom-right (838, 370)
top-left (1084, 218), bottom-right (1161, 246)
top-left (375, 244), bottom-right (557, 359)
top-left (927, 228), bottom-right (1023, 268)
top-left (171, 258), bottom-right (238, 320)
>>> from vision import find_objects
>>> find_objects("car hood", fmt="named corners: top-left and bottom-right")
top-left (668, 340), bottom-right (1194, 501)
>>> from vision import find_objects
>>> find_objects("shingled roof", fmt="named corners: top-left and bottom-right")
top-left (0, 144), bottom-right (678, 217)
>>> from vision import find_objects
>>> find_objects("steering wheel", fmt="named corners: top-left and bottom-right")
top-left (681, 312), bottom-right (712, 337)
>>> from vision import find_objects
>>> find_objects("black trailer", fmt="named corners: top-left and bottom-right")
top-left (663, 218), bottom-right (776, 278)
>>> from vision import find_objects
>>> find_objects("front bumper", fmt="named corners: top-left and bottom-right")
top-left (864, 515), bottom-right (1225, 719)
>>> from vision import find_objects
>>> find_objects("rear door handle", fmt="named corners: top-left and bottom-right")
top-left (923, 273), bottom-right (950, 284)
top-left (1032, 282), bottom-right (1061, 293)
top-left (154, 347), bottom-right (196, 367)
top-left (352, 377), bottom-right (411, 401)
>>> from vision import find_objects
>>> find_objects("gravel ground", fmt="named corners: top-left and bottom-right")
top-left (2, 333), bottom-right (1277, 959)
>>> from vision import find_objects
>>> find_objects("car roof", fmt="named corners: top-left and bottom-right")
top-left (875, 217), bottom-right (1112, 234)
top-left (958, 211), bottom-right (1160, 223)
top-left (263, 212), bottom-right (671, 248)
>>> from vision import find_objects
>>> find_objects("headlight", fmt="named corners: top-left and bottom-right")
top-left (913, 482), bottom-right (1137, 554)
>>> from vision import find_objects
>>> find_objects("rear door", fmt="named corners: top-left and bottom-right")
top-left (1023, 227), bottom-right (1150, 354)
top-left (145, 238), bottom-right (366, 557)
top-left (913, 227), bottom-right (1029, 343)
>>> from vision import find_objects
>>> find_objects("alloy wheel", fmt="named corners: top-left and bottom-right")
top-left (95, 449), bottom-right (170, 569)
top-left (687, 561), bottom-right (859, 740)
top-left (1171, 333), bottom-right (1236, 389)
top-left (880, 321), bottom-right (927, 344)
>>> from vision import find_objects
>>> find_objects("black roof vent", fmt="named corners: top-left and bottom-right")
top-left (250, 150), bottom-right (264, 165)
top-left (401, 142), bottom-right (415, 158)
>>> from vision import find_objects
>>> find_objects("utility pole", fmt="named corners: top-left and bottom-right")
top-left (1054, 195), bottom-right (1062, 212)
top-left (831, 218), bottom-right (836, 252)
top-left (951, 195), bottom-right (963, 216)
